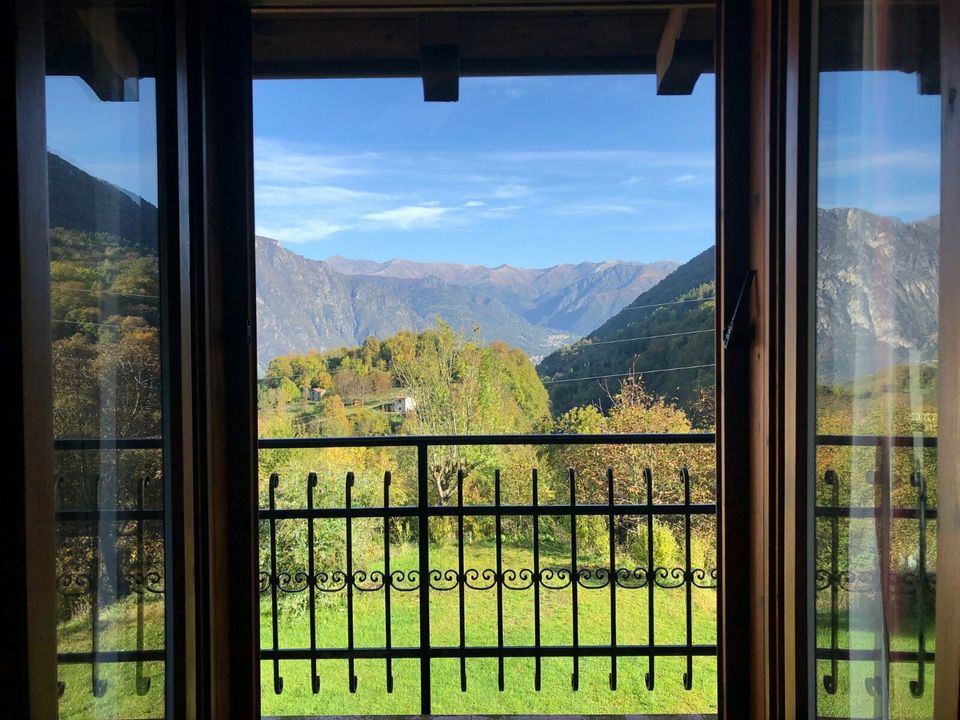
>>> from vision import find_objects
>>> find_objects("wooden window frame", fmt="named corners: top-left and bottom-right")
top-left (8, 0), bottom-right (959, 718)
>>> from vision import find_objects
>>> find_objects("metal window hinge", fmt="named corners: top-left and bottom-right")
top-left (722, 269), bottom-right (755, 350)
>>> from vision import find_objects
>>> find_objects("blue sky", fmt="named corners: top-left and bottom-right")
top-left (252, 75), bottom-right (716, 266)
top-left (45, 69), bottom-right (940, 268)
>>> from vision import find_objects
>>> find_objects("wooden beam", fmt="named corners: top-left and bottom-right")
top-left (419, 14), bottom-right (459, 101)
top-left (420, 44), bottom-right (460, 100)
top-left (1, 1), bottom-right (58, 718)
top-left (656, 6), bottom-right (712, 95)
top-left (76, 7), bottom-right (142, 101)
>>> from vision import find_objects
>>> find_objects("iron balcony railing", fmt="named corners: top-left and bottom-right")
top-left (813, 434), bottom-right (938, 707)
top-left (257, 432), bottom-right (716, 714)
top-left (51, 432), bottom-right (939, 712)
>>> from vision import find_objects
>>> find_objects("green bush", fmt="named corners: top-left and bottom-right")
top-left (626, 519), bottom-right (680, 569)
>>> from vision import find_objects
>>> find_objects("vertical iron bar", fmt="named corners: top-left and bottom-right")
top-left (346, 471), bottom-right (358, 693)
top-left (495, 469), bottom-right (505, 691)
top-left (607, 467), bottom-right (617, 690)
top-left (269, 473), bottom-right (283, 694)
top-left (644, 467), bottom-right (655, 691)
top-left (457, 469), bottom-right (466, 692)
top-left (92, 474), bottom-right (106, 698)
top-left (417, 443), bottom-right (431, 715)
top-left (865, 441), bottom-right (891, 715)
top-left (533, 468), bottom-right (542, 691)
top-left (135, 475), bottom-right (150, 695)
top-left (55, 477), bottom-right (65, 700)
top-left (307, 472), bottom-right (320, 694)
top-left (569, 467), bottom-right (579, 691)
top-left (681, 467), bottom-right (693, 690)
top-left (823, 469), bottom-right (839, 694)
top-left (384, 470), bottom-right (394, 693)
top-left (910, 471), bottom-right (927, 698)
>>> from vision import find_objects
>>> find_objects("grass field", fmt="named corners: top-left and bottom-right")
top-left (260, 544), bottom-right (718, 717)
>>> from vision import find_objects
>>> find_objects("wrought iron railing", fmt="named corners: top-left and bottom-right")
top-left (814, 434), bottom-right (938, 707)
top-left (53, 437), bottom-right (165, 701)
top-left (51, 431), bottom-right (939, 714)
top-left (257, 432), bottom-right (717, 714)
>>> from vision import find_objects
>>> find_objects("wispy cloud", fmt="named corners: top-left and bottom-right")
top-left (554, 202), bottom-right (637, 217)
top-left (819, 148), bottom-right (940, 178)
top-left (488, 149), bottom-right (714, 169)
top-left (668, 172), bottom-right (712, 188)
top-left (254, 138), bottom-right (374, 184)
top-left (493, 183), bottom-right (532, 199)
top-left (256, 218), bottom-right (349, 243)
top-left (256, 184), bottom-right (387, 206)
top-left (363, 205), bottom-right (452, 229)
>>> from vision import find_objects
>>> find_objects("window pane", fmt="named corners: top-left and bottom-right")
top-left (46, 3), bottom-right (166, 718)
top-left (253, 71), bottom-right (717, 715)
top-left (813, 1), bottom-right (940, 716)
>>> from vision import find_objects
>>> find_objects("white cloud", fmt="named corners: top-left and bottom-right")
top-left (493, 183), bottom-right (531, 199)
top-left (668, 173), bottom-right (711, 187)
top-left (489, 149), bottom-right (714, 169)
top-left (254, 138), bottom-right (374, 184)
top-left (363, 205), bottom-right (451, 229)
top-left (255, 184), bottom-right (386, 206)
top-left (820, 148), bottom-right (939, 178)
top-left (554, 203), bottom-right (637, 217)
top-left (463, 200), bottom-right (487, 208)
top-left (256, 218), bottom-right (348, 244)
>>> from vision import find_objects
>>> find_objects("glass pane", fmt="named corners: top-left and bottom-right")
top-left (813, 1), bottom-right (940, 717)
top-left (46, 3), bottom-right (166, 718)
top-left (254, 73), bottom-right (717, 715)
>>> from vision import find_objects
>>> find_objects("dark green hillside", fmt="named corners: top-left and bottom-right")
top-left (537, 246), bottom-right (716, 417)
top-left (49, 152), bottom-right (158, 253)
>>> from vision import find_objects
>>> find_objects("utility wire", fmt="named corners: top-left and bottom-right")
top-left (567, 328), bottom-right (713, 349)
top-left (53, 286), bottom-right (160, 300)
top-left (541, 363), bottom-right (715, 386)
top-left (616, 296), bottom-right (714, 311)
top-left (53, 318), bottom-right (124, 329)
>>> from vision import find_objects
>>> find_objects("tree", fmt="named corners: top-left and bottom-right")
top-left (323, 394), bottom-right (351, 437)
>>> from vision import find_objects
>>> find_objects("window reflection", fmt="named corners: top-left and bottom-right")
top-left (46, 3), bottom-right (166, 718)
top-left (813, 1), bottom-right (940, 717)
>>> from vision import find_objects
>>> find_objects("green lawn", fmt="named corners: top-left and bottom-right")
top-left (260, 544), bottom-right (718, 717)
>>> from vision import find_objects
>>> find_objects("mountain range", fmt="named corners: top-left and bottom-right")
top-left (48, 152), bottom-right (940, 402)
top-left (257, 238), bottom-right (676, 371)
top-left (538, 206), bottom-right (940, 415)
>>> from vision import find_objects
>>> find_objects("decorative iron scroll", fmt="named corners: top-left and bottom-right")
top-left (257, 564), bottom-right (719, 593)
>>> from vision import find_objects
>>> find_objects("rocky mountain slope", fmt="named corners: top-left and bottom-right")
top-left (47, 153), bottom-right (939, 392)
top-left (538, 207), bottom-right (940, 415)
top-left (816, 208), bottom-right (939, 384)
top-left (325, 255), bottom-right (678, 337)
top-left (257, 242), bottom-right (676, 371)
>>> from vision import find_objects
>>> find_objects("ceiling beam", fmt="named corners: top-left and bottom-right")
top-left (656, 6), bottom-right (712, 95)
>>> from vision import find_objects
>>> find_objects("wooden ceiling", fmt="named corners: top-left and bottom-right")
top-left (44, 0), bottom-right (941, 102)
top-left (250, 4), bottom-right (715, 96)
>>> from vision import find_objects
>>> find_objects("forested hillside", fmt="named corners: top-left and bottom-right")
top-left (537, 247), bottom-right (715, 418)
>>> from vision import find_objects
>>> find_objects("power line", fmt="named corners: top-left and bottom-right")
top-left (567, 328), bottom-right (713, 349)
top-left (53, 318), bottom-right (123, 329)
top-left (617, 296), bottom-right (715, 311)
top-left (54, 286), bottom-right (159, 300)
top-left (541, 363), bottom-right (716, 386)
